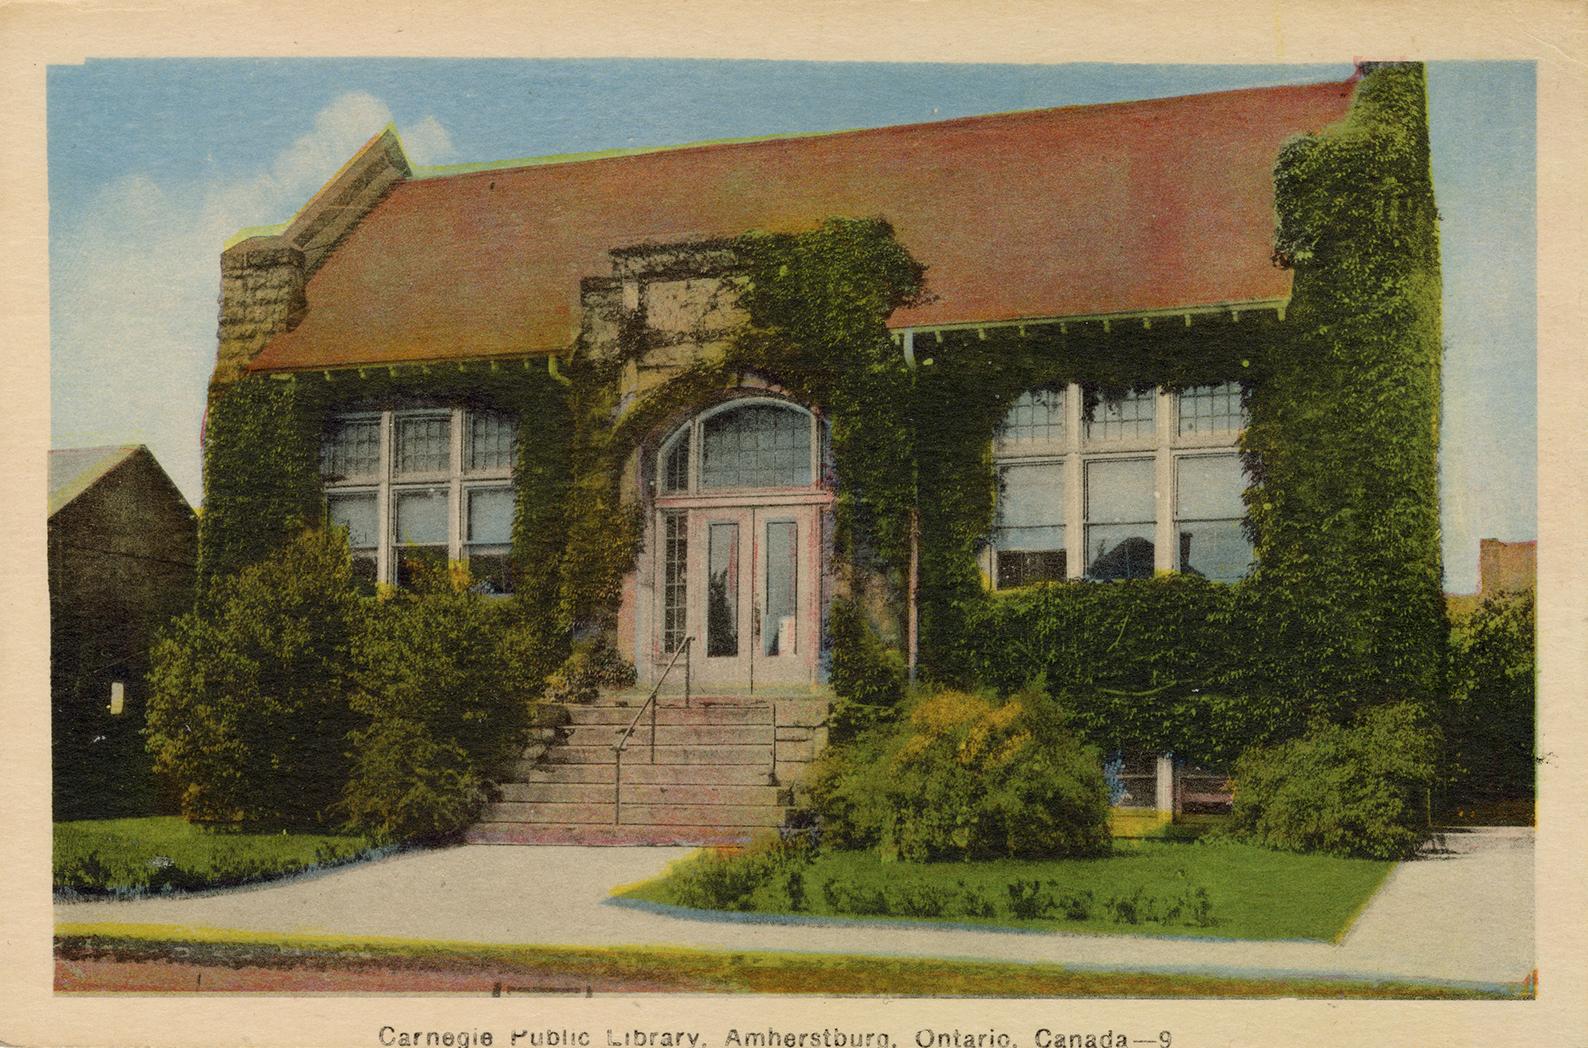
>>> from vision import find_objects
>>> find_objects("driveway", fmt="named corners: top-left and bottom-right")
top-left (56, 827), bottom-right (1533, 991)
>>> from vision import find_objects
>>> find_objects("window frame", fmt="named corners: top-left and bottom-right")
top-left (1172, 450), bottom-right (1253, 583)
top-left (321, 406), bottom-right (517, 593)
top-left (989, 380), bottom-right (1249, 589)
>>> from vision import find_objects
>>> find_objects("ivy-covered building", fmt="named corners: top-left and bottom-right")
top-left (204, 63), bottom-right (1444, 835)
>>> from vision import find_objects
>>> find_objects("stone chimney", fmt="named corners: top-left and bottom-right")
top-left (210, 235), bottom-right (306, 391)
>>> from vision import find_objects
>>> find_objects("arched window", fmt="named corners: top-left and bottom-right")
top-left (657, 399), bottom-right (817, 494)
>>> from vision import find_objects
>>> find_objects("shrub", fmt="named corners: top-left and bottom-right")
top-left (1006, 879), bottom-right (1053, 919)
top-left (877, 688), bottom-right (1112, 861)
top-left (145, 528), bottom-right (362, 828)
top-left (1228, 702), bottom-right (1441, 859)
top-left (820, 875), bottom-right (891, 916)
top-left (668, 834), bottom-right (813, 912)
top-left (805, 728), bottom-right (895, 851)
top-left (1444, 591), bottom-right (1535, 802)
top-left (826, 598), bottom-right (907, 740)
top-left (542, 634), bottom-right (637, 705)
top-left (341, 570), bottom-right (534, 841)
top-left (955, 880), bottom-right (998, 918)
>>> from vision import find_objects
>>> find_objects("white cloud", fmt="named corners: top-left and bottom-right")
top-left (402, 115), bottom-right (457, 167)
top-left (51, 93), bottom-right (456, 505)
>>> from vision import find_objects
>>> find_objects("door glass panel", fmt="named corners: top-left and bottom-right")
top-left (661, 511), bottom-right (688, 654)
top-left (706, 522), bottom-right (740, 658)
top-left (763, 519), bottom-right (798, 656)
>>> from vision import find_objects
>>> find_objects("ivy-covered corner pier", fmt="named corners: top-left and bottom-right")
top-left (190, 62), bottom-right (1446, 844)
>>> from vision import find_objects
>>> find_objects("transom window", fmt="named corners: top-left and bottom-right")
top-left (1085, 387), bottom-right (1156, 443)
top-left (1178, 381), bottom-right (1246, 436)
top-left (999, 387), bottom-right (1065, 444)
top-left (990, 382), bottom-right (1252, 587)
top-left (321, 407), bottom-right (516, 593)
top-left (657, 399), bottom-right (819, 495)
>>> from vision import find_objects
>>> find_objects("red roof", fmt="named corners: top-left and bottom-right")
top-left (249, 79), bottom-right (1356, 372)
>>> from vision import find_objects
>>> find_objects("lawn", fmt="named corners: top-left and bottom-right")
top-left (54, 816), bottom-right (380, 897)
top-left (54, 925), bottom-right (1520, 998)
top-left (618, 840), bottom-right (1395, 942)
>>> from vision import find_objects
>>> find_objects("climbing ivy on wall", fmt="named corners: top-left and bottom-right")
top-left (199, 65), bottom-right (1446, 760)
top-left (197, 365), bottom-right (572, 648)
top-left (909, 316), bottom-right (1276, 683)
top-left (197, 377), bottom-right (320, 593)
top-left (1235, 62), bottom-right (1446, 729)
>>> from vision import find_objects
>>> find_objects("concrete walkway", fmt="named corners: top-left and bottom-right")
top-left (56, 828), bottom-right (1534, 991)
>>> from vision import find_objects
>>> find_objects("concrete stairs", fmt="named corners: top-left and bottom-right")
top-left (467, 697), bottom-right (817, 846)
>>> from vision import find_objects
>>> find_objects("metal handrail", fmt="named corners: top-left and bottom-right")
top-left (611, 636), bottom-right (692, 825)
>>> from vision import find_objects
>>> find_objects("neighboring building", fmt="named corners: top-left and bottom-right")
top-left (206, 67), bottom-right (1438, 840)
top-left (1479, 538), bottom-right (1536, 598)
top-left (49, 445), bottom-right (196, 818)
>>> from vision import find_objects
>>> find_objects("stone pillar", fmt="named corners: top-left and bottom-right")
top-left (1155, 754), bottom-right (1176, 814)
top-left (211, 235), bottom-right (305, 390)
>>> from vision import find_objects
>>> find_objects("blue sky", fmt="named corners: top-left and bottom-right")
top-left (47, 59), bottom-right (1535, 592)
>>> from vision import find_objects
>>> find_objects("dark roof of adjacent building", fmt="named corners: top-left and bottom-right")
top-left (248, 77), bottom-right (1358, 373)
top-left (48, 445), bottom-right (144, 518)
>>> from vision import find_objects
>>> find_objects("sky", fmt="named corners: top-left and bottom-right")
top-left (47, 59), bottom-right (1535, 593)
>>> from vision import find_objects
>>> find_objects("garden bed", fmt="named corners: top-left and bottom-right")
top-left (54, 817), bottom-right (382, 897)
top-left (617, 840), bottom-right (1394, 942)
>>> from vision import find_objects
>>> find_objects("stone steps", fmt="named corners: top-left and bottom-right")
top-left (561, 723), bottom-right (775, 747)
top-left (512, 762), bottom-right (776, 786)
top-left (557, 702), bottom-right (772, 726)
top-left (464, 823), bottom-right (763, 847)
top-left (546, 743), bottom-right (774, 766)
top-left (472, 697), bottom-right (826, 846)
top-left (497, 781), bottom-right (786, 806)
top-left (479, 801), bottom-right (788, 827)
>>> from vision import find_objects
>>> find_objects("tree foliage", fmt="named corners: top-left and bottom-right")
top-left (147, 528), bottom-right (362, 827)
top-left (1444, 591), bottom-right (1535, 801)
top-left (1228, 702), bottom-right (1441, 860)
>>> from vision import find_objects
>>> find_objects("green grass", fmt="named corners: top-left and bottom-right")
top-left (54, 925), bottom-right (1522, 998)
top-left (54, 816), bottom-right (380, 897)
top-left (619, 841), bottom-right (1394, 942)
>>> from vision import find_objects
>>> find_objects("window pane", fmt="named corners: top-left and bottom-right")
top-left (396, 547), bottom-right (448, 589)
top-left (1178, 520), bottom-right (1253, 582)
top-left (467, 410), bottom-right (516, 472)
top-left (662, 511), bottom-right (688, 653)
top-left (706, 522), bottom-right (739, 657)
top-left (466, 547), bottom-right (515, 595)
top-left (349, 554), bottom-right (378, 594)
top-left (764, 519), bottom-right (798, 656)
top-left (1085, 524), bottom-right (1155, 580)
top-left (999, 387), bottom-right (1065, 444)
top-left (1086, 458), bottom-right (1155, 523)
top-left (327, 492), bottom-right (377, 550)
top-left (467, 488), bottom-right (514, 544)
top-left (1086, 388), bottom-right (1156, 442)
top-left (701, 404), bottom-right (811, 489)
top-left (997, 462), bottom-right (1063, 531)
top-left (395, 488), bottom-right (449, 544)
top-left (321, 419), bottom-right (380, 480)
top-left (1177, 454), bottom-right (1246, 520)
top-left (1178, 381), bottom-right (1245, 436)
top-left (395, 415), bottom-right (451, 475)
top-left (996, 550), bottom-right (1066, 588)
top-left (661, 430), bottom-right (691, 493)
top-left (1108, 752), bottom-right (1160, 808)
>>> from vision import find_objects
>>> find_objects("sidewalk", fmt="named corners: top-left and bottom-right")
top-left (55, 828), bottom-right (1534, 991)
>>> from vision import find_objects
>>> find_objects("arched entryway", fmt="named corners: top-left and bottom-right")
top-left (646, 395), bottom-right (831, 692)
